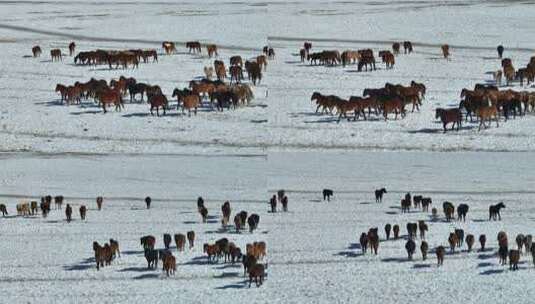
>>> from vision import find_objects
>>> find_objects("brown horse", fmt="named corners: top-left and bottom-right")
top-left (187, 231), bottom-right (195, 249)
top-left (69, 42), bottom-right (76, 56)
top-left (441, 44), bottom-right (450, 59)
top-left (230, 55), bottom-right (243, 67)
top-left (50, 49), bottom-right (62, 61)
top-left (341, 50), bottom-right (359, 67)
top-left (79, 205), bottom-right (87, 220)
top-left (162, 41), bottom-right (176, 54)
top-left (392, 42), bottom-right (400, 55)
top-left (96, 196), bottom-right (103, 210)
top-left (476, 106), bottom-right (499, 131)
top-left (435, 108), bottom-right (461, 132)
top-left (32, 46), bottom-right (42, 57)
top-left (55, 84), bottom-right (68, 102)
top-left (174, 234), bottom-right (186, 251)
top-left (382, 97), bottom-right (406, 120)
top-left (98, 89), bottom-right (124, 113)
top-left (163, 254), bottom-right (176, 276)
top-left (180, 94), bottom-right (200, 116)
top-left (148, 94), bottom-right (168, 116)
top-left (436, 246), bottom-right (445, 266)
top-left (256, 55), bottom-right (268, 71)
top-left (206, 44), bottom-right (218, 57)
top-left (245, 61), bottom-right (262, 85)
top-left (299, 49), bottom-right (306, 62)
top-left (230, 65), bottom-right (243, 84)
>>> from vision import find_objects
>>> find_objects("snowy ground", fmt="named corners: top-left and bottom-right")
top-left (0, 0), bottom-right (534, 153)
top-left (2, 152), bottom-right (535, 303)
top-left (1, 0), bottom-right (535, 303)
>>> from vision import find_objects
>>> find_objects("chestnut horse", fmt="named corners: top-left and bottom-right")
top-left (98, 89), bottom-right (124, 113)
top-left (148, 94), bottom-right (168, 116)
top-left (435, 108), bottom-right (461, 132)
top-left (476, 105), bottom-right (499, 131)
top-left (206, 44), bottom-right (218, 57)
top-left (162, 41), bottom-right (176, 54)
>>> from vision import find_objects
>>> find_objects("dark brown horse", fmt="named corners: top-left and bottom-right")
top-left (186, 41), bottom-right (201, 54)
top-left (32, 45), bottom-right (42, 57)
top-left (149, 94), bottom-right (168, 116)
top-left (435, 108), bottom-right (461, 132)
top-left (69, 42), bottom-right (76, 56)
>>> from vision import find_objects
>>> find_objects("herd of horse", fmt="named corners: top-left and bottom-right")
top-left (43, 39), bottom-right (272, 115)
top-left (311, 81), bottom-right (426, 122)
top-left (299, 41), bottom-right (422, 71)
top-left (54, 74), bottom-right (255, 115)
top-left (1, 194), bottom-right (270, 286)
top-left (357, 191), bottom-right (532, 270)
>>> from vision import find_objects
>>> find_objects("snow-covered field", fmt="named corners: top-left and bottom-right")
top-left (1, 0), bottom-right (535, 303)
top-left (0, 0), bottom-right (534, 152)
top-left (2, 152), bottom-right (535, 303)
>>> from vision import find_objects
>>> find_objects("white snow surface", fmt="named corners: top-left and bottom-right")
top-left (0, 0), bottom-right (534, 153)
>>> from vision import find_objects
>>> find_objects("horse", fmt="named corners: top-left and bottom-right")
top-left (174, 234), bottom-right (186, 251)
top-left (230, 55), bottom-right (243, 67)
top-left (367, 228), bottom-right (379, 255)
top-left (359, 233), bottom-right (369, 254)
top-left (248, 263), bottom-right (266, 287)
top-left (144, 248), bottom-right (159, 269)
top-left (405, 239), bottom-right (416, 260)
top-left (206, 44), bottom-right (218, 57)
top-left (245, 61), bottom-right (262, 85)
top-left (148, 94), bottom-right (168, 116)
top-left (479, 234), bottom-right (487, 251)
top-left (98, 89), bottom-right (124, 113)
top-left (177, 93), bottom-right (200, 117)
top-left (32, 45), bottom-right (42, 57)
top-left (304, 42), bottom-right (312, 54)
top-left (476, 105), bottom-right (499, 131)
top-left (435, 108), bottom-right (461, 132)
top-left (268, 48), bottom-right (275, 59)
top-left (187, 231), bottom-right (195, 249)
top-left (403, 41), bottom-right (413, 54)
top-left (457, 203), bottom-right (469, 221)
top-left (140, 235), bottom-right (156, 250)
top-left (242, 254), bottom-right (257, 277)
top-left (199, 206), bottom-right (208, 223)
top-left (0, 204), bottom-right (7, 216)
top-left (55, 84), bottom-right (68, 102)
top-left (418, 221), bottom-right (428, 239)
top-left (393, 225), bottom-right (400, 239)
top-left (186, 41), bottom-right (201, 54)
top-left (406, 223), bottom-right (417, 239)
top-left (145, 196), bottom-right (151, 209)
top-left (323, 189), bottom-right (333, 201)
top-left (421, 241), bottom-right (428, 260)
top-left (248, 214), bottom-right (260, 233)
top-left (68, 42), bottom-right (76, 56)
top-left (341, 50), bottom-right (359, 67)
top-left (163, 233), bottom-right (172, 250)
top-left (384, 224), bottom-right (391, 240)
top-left (221, 201), bottom-right (231, 226)
top-left (448, 233), bottom-right (458, 253)
top-left (382, 97), bottom-right (406, 120)
top-left (257, 55), bottom-right (268, 71)
top-left (436, 246), bottom-right (445, 266)
top-left (79, 205), bottom-right (87, 220)
top-left (392, 42), bottom-right (400, 55)
top-left (421, 197), bottom-right (432, 212)
top-left (163, 254), bottom-right (176, 276)
top-left (162, 41), bottom-right (176, 54)
top-left (299, 49), bottom-right (306, 62)
top-left (497, 45), bottom-right (504, 59)
top-left (230, 65), bottom-right (243, 84)
top-left (441, 44), bottom-right (450, 59)
top-left (509, 250), bottom-right (520, 270)
top-left (65, 204), bottom-right (72, 222)
top-left (489, 202), bottom-right (505, 220)
top-left (204, 66), bottom-right (214, 80)
top-left (454, 229), bottom-right (464, 247)
top-left (93, 242), bottom-right (109, 270)
top-left (401, 198), bottom-right (411, 213)
top-left (516, 234), bottom-right (525, 253)
top-left (375, 188), bottom-right (387, 203)
top-left (50, 49), bottom-right (62, 61)
top-left (443, 201), bottom-right (454, 221)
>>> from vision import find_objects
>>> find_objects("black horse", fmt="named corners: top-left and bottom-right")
top-left (248, 214), bottom-right (260, 233)
top-left (457, 204), bottom-right (469, 222)
top-left (375, 188), bottom-right (387, 203)
top-left (497, 45), bottom-right (504, 59)
top-left (489, 202), bottom-right (505, 221)
top-left (323, 189), bottom-right (333, 201)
